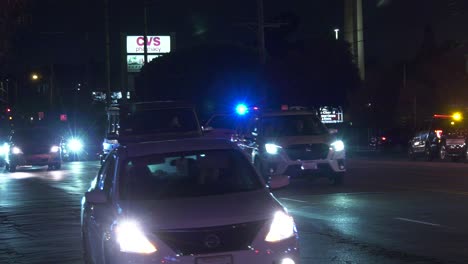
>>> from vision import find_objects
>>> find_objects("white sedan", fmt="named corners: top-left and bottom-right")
top-left (81, 138), bottom-right (299, 264)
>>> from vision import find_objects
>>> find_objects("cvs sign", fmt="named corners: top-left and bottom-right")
top-left (126, 35), bottom-right (171, 54)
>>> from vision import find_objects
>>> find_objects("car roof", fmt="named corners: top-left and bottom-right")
top-left (260, 110), bottom-right (317, 117)
top-left (122, 138), bottom-right (238, 158)
top-left (120, 101), bottom-right (196, 111)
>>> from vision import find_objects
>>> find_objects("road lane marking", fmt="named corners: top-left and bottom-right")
top-left (279, 198), bottom-right (308, 203)
top-left (391, 185), bottom-right (468, 197)
top-left (394, 217), bottom-right (441, 227)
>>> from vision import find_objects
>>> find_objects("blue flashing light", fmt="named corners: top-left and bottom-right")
top-left (235, 104), bottom-right (249, 115)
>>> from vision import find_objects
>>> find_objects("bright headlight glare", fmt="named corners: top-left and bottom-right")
top-left (265, 143), bottom-right (282, 155)
top-left (115, 221), bottom-right (157, 254)
top-left (331, 140), bottom-right (345, 152)
top-left (0, 143), bottom-right (8, 155)
top-left (12, 147), bottom-right (22, 155)
top-left (50, 146), bottom-right (60, 153)
top-left (265, 211), bottom-right (296, 242)
top-left (68, 138), bottom-right (83, 153)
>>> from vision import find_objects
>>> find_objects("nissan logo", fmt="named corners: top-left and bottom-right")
top-left (204, 234), bottom-right (221, 248)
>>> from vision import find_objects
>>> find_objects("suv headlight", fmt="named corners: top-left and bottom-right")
top-left (331, 140), bottom-right (345, 152)
top-left (265, 143), bottom-right (282, 155)
top-left (50, 146), bottom-right (60, 153)
top-left (115, 220), bottom-right (157, 254)
top-left (265, 211), bottom-right (296, 242)
top-left (68, 138), bottom-right (83, 153)
top-left (12, 147), bottom-right (23, 155)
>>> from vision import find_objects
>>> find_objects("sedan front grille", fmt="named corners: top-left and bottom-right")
top-left (21, 145), bottom-right (51, 155)
top-left (155, 220), bottom-right (265, 255)
top-left (285, 144), bottom-right (330, 160)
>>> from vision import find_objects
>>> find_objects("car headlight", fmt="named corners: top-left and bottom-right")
top-left (265, 211), bottom-right (296, 242)
top-left (331, 140), bottom-right (345, 152)
top-left (68, 138), bottom-right (83, 153)
top-left (265, 143), bottom-right (282, 155)
top-left (12, 147), bottom-right (23, 155)
top-left (50, 146), bottom-right (60, 153)
top-left (115, 220), bottom-right (157, 254)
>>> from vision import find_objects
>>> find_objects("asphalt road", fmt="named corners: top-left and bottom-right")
top-left (1, 157), bottom-right (468, 263)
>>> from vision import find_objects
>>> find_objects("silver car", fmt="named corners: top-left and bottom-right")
top-left (81, 138), bottom-right (299, 264)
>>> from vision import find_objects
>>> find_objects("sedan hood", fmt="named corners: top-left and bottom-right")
top-left (118, 190), bottom-right (281, 230)
top-left (265, 134), bottom-right (333, 146)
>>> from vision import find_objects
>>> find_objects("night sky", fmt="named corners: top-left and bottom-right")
top-left (23, 0), bottom-right (467, 66)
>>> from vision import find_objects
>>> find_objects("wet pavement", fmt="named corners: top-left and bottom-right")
top-left (2, 158), bottom-right (468, 263)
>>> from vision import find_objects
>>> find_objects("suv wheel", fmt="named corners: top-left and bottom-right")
top-left (7, 163), bottom-right (16, 172)
top-left (330, 172), bottom-right (344, 186)
top-left (408, 147), bottom-right (416, 161)
top-left (425, 145), bottom-right (433, 161)
top-left (439, 145), bottom-right (447, 160)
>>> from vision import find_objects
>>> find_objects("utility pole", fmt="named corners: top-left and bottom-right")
top-left (104, 0), bottom-right (111, 105)
top-left (49, 64), bottom-right (55, 109)
top-left (344, 0), bottom-right (365, 81)
top-left (257, 0), bottom-right (266, 65)
top-left (143, 1), bottom-right (149, 64)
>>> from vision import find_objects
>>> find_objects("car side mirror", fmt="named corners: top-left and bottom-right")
top-left (269, 175), bottom-right (290, 190)
top-left (85, 190), bottom-right (108, 204)
top-left (328, 128), bottom-right (338, 134)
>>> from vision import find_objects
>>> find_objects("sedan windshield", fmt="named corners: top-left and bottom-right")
top-left (12, 129), bottom-right (57, 144)
top-left (119, 149), bottom-right (263, 200)
top-left (262, 114), bottom-right (327, 137)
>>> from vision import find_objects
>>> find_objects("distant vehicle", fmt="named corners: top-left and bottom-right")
top-left (62, 128), bottom-right (101, 162)
top-left (101, 101), bottom-right (202, 163)
top-left (239, 108), bottom-right (346, 185)
top-left (203, 113), bottom-right (249, 141)
top-left (408, 113), bottom-right (468, 161)
top-left (81, 138), bottom-right (298, 264)
top-left (369, 135), bottom-right (392, 151)
top-left (5, 127), bottom-right (62, 172)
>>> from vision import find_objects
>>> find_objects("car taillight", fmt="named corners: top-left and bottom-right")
top-left (381, 137), bottom-right (387, 141)
top-left (435, 130), bottom-right (443, 138)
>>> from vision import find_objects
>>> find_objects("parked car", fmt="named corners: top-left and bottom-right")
top-left (5, 127), bottom-right (63, 172)
top-left (81, 138), bottom-right (298, 264)
top-left (408, 115), bottom-right (468, 161)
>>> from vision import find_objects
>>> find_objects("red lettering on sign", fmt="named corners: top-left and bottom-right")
top-left (136, 36), bottom-right (145, 46)
top-left (136, 36), bottom-right (162, 47)
top-left (153, 37), bottom-right (160, 46)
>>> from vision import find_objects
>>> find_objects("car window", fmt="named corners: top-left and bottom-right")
top-left (119, 149), bottom-right (263, 200)
top-left (261, 115), bottom-right (327, 137)
top-left (99, 155), bottom-right (116, 198)
top-left (207, 115), bottom-right (237, 130)
top-left (119, 108), bottom-right (199, 135)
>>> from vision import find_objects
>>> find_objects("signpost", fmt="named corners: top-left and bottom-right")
top-left (320, 106), bottom-right (344, 124)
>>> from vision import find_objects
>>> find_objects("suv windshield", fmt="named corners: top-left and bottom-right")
top-left (432, 118), bottom-right (468, 137)
top-left (119, 108), bottom-right (199, 136)
top-left (12, 129), bottom-right (57, 144)
top-left (262, 114), bottom-right (327, 137)
top-left (119, 149), bottom-right (262, 200)
top-left (207, 115), bottom-right (246, 130)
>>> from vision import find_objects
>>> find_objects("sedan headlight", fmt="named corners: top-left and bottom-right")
top-left (12, 147), bottom-right (23, 155)
top-left (115, 220), bottom-right (157, 254)
top-left (265, 143), bottom-right (282, 155)
top-left (331, 140), bottom-right (345, 152)
top-left (265, 211), bottom-right (296, 242)
top-left (68, 138), bottom-right (83, 153)
top-left (50, 146), bottom-right (60, 153)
